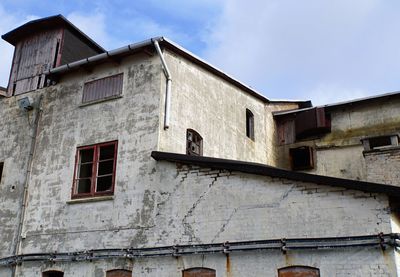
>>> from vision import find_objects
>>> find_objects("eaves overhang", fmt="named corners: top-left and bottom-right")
top-left (273, 90), bottom-right (400, 117)
top-left (45, 37), bottom-right (275, 103)
top-left (151, 151), bottom-right (400, 197)
top-left (2, 14), bottom-right (105, 53)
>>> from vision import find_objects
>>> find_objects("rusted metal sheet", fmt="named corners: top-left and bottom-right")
top-left (277, 118), bottom-right (295, 145)
top-left (295, 107), bottom-right (330, 139)
top-left (106, 269), bottom-right (132, 277)
top-left (183, 268), bottom-right (216, 277)
top-left (278, 266), bottom-right (320, 277)
top-left (82, 73), bottom-right (123, 103)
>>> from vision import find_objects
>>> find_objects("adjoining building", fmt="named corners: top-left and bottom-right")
top-left (0, 14), bottom-right (399, 277)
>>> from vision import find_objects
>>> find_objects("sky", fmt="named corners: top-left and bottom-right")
top-left (1, 0), bottom-right (400, 105)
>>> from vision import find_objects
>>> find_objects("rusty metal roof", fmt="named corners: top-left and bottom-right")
top-left (1, 14), bottom-right (105, 53)
top-left (151, 151), bottom-right (400, 197)
top-left (273, 90), bottom-right (400, 117)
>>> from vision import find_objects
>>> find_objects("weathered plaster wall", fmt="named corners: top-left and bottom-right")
top-left (16, 53), bottom-right (163, 259)
top-left (0, 93), bottom-right (42, 259)
top-left (157, 50), bottom-right (298, 165)
top-left (17, 160), bottom-right (397, 276)
top-left (276, 97), bottom-right (400, 181)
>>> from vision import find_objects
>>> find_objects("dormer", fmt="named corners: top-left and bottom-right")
top-left (2, 14), bottom-right (105, 96)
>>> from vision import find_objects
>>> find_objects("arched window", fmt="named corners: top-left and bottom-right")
top-left (183, 267), bottom-right (216, 277)
top-left (186, 129), bottom-right (203, 156)
top-left (106, 269), bottom-right (132, 277)
top-left (246, 109), bottom-right (254, 140)
top-left (42, 271), bottom-right (64, 277)
top-left (278, 266), bottom-right (320, 277)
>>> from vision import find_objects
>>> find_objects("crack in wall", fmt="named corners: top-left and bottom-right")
top-left (211, 208), bottom-right (238, 243)
top-left (181, 176), bottom-right (219, 243)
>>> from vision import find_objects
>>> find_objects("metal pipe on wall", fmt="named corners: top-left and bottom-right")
top-left (12, 95), bottom-right (44, 277)
top-left (152, 38), bottom-right (172, 129)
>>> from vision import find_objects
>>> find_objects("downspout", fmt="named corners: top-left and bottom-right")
top-left (152, 39), bottom-right (172, 129)
top-left (12, 95), bottom-right (43, 277)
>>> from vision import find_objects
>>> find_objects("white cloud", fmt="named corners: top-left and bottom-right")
top-left (202, 0), bottom-right (400, 103)
top-left (66, 12), bottom-right (116, 50)
top-left (303, 84), bottom-right (368, 106)
top-left (0, 6), bottom-right (39, 87)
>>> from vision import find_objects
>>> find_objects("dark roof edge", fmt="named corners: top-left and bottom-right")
top-left (2, 14), bottom-right (105, 53)
top-left (273, 91), bottom-right (400, 117)
top-left (151, 151), bottom-right (400, 197)
top-left (46, 37), bottom-right (271, 103)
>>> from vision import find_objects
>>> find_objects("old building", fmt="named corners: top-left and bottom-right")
top-left (0, 15), bottom-right (399, 277)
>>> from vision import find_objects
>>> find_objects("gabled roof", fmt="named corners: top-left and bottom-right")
top-left (151, 151), bottom-right (400, 197)
top-left (2, 14), bottom-right (105, 53)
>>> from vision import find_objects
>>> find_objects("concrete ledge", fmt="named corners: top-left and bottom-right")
top-left (66, 195), bottom-right (114, 204)
top-left (79, 95), bottom-right (123, 107)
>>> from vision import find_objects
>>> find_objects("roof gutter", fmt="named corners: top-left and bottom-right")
top-left (46, 38), bottom-right (161, 76)
top-left (152, 38), bottom-right (172, 129)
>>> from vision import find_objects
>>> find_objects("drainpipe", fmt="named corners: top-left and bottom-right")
top-left (12, 94), bottom-right (43, 277)
top-left (152, 38), bottom-right (172, 130)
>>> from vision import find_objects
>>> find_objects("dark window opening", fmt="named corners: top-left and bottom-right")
top-left (12, 83), bottom-right (16, 94)
top-left (183, 267), bottom-right (216, 277)
top-left (82, 73), bottom-right (123, 103)
top-left (0, 162), bottom-right (3, 183)
top-left (72, 141), bottom-right (117, 199)
top-left (37, 75), bottom-right (42, 89)
top-left (278, 266), bottom-right (320, 277)
top-left (106, 269), bottom-right (132, 277)
top-left (43, 271), bottom-right (64, 277)
top-left (290, 146), bottom-right (314, 170)
top-left (187, 129), bottom-right (203, 156)
top-left (246, 109), bottom-right (255, 140)
top-left (361, 135), bottom-right (399, 151)
top-left (52, 40), bottom-right (60, 68)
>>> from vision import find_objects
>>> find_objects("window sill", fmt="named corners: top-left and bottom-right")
top-left (79, 95), bottom-right (123, 107)
top-left (67, 195), bottom-right (114, 204)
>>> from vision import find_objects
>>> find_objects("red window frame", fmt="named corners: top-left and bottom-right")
top-left (72, 141), bottom-right (118, 199)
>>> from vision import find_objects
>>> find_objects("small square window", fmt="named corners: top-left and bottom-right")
top-left (289, 146), bottom-right (314, 170)
top-left (72, 141), bottom-right (118, 199)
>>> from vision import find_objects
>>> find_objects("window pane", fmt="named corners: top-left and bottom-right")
top-left (96, 176), bottom-right (113, 192)
top-left (79, 148), bottom-right (94, 163)
top-left (77, 179), bottom-right (91, 194)
top-left (98, 160), bottom-right (114, 176)
top-left (100, 144), bottom-right (115, 160)
top-left (78, 163), bottom-right (93, 178)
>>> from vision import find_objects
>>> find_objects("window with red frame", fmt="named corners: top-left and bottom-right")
top-left (72, 141), bottom-right (117, 198)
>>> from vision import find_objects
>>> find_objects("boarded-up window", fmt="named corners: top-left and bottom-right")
top-left (42, 271), bottom-right (64, 277)
top-left (187, 129), bottom-right (203, 156)
top-left (289, 146), bottom-right (314, 170)
top-left (246, 109), bottom-right (255, 140)
top-left (82, 73), bottom-right (123, 103)
top-left (106, 269), bottom-right (132, 277)
top-left (183, 268), bottom-right (216, 277)
top-left (278, 266), bottom-right (320, 277)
